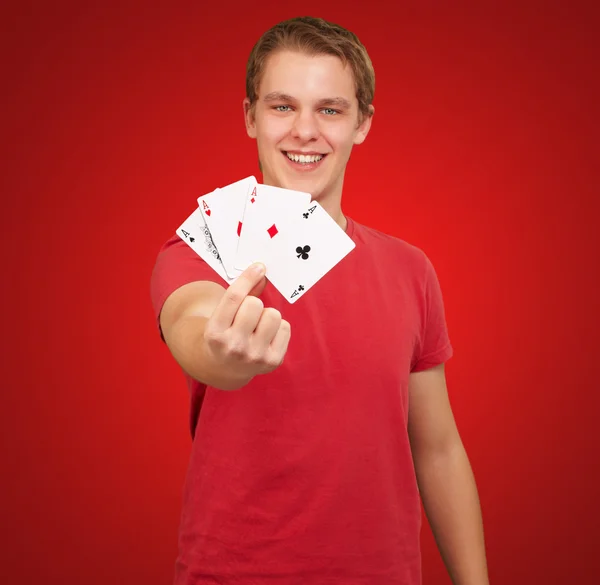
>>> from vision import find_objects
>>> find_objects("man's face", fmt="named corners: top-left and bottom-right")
top-left (244, 50), bottom-right (372, 202)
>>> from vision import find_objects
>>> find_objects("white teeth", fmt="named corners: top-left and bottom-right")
top-left (286, 152), bottom-right (323, 164)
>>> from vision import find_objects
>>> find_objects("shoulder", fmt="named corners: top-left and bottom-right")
top-left (150, 232), bottom-right (226, 330)
top-left (151, 233), bottom-right (207, 288)
top-left (349, 216), bottom-right (431, 275)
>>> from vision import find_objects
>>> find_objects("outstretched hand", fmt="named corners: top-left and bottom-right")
top-left (203, 263), bottom-right (291, 382)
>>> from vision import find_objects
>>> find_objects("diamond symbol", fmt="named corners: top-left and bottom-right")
top-left (267, 224), bottom-right (278, 238)
top-left (251, 197), bottom-right (256, 203)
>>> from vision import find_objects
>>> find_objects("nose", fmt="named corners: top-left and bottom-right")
top-left (290, 110), bottom-right (320, 142)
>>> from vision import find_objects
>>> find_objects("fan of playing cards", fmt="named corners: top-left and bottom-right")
top-left (177, 176), bottom-right (356, 303)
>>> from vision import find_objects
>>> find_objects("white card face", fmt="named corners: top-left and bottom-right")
top-left (177, 208), bottom-right (237, 285)
top-left (261, 202), bottom-right (356, 303)
top-left (234, 184), bottom-right (311, 271)
top-left (197, 176), bottom-right (257, 279)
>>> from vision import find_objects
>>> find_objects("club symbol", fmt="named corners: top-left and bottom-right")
top-left (296, 245), bottom-right (311, 259)
top-left (298, 285), bottom-right (305, 291)
top-left (303, 212), bottom-right (309, 219)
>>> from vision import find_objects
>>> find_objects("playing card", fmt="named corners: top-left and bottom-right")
top-left (177, 207), bottom-right (237, 285)
top-left (261, 202), bottom-right (356, 303)
top-left (197, 176), bottom-right (257, 279)
top-left (234, 184), bottom-right (311, 271)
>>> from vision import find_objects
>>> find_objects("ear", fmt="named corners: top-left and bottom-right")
top-left (353, 104), bottom-right (374, 146)
top-left (243, 98), bottom-right (257, 139)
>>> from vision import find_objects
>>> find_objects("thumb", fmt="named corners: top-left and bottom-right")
top-left (245, 262), bottom-right (268, 298)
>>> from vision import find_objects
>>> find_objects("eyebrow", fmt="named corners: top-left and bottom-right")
top-left (262, 92), bottom-right (352, 110)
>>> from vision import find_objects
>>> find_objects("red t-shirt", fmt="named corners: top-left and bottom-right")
top-left (150, 215), bottom-right (453, 585)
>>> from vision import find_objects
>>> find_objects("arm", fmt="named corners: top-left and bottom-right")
top-left (160, 280), bottom-right (245, 390)
top-left (407, 363), bottom-right (490, 585)
top-left (159, 263), bottom-right (291, 391)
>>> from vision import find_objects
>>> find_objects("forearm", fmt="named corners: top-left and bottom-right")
top-left (166, 314), bottom-right (252, 391)
top-left (413, 442), bottom-right (490, 585)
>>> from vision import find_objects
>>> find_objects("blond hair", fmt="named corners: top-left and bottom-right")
top-left (246, 16), bottom-right (375, 119)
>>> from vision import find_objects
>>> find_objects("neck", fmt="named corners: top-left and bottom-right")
top-left (311, 173), bottom-right (347, 231)
top-left (315, 197), bottom-right (347, 231)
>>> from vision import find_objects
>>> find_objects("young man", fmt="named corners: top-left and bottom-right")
top-left (151, 16), bottom-right (490, 585)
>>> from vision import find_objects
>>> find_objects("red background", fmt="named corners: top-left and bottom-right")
top-left (1, 1), bottom-right (598, 584)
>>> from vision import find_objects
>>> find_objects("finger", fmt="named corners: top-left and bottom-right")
top-left (266, 320), bottom-right (291, 366)
top-left (250, 308), bottom-right (282, 353)
top-left (211, 263), bottom-right (266, 330)
top-left (231, 296), bottom-right (265, 337)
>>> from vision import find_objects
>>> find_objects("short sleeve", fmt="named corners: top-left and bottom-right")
top-left (411, 253), bottom-right (454, 372)
top-left (150, 234), bottom-right (226, 338)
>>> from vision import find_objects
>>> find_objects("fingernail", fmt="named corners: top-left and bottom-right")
top-left (252, 262), bottom-right (265, 275)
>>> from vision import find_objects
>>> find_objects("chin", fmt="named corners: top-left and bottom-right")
top-left (282, 175), bottom-right (325, 198)
top-left (264, 166), bottom-right (328, 199)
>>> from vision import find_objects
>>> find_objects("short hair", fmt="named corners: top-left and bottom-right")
top-left (246, 16), bottom-right (375, 119)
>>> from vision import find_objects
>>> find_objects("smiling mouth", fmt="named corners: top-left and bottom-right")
top-left (284, 152), bottom-right (326, 164)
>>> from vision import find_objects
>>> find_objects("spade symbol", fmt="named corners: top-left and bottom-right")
top-left (296, 245), bottom-right (311, 259)
top-left (190, 236), bottom-right (195, 243)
